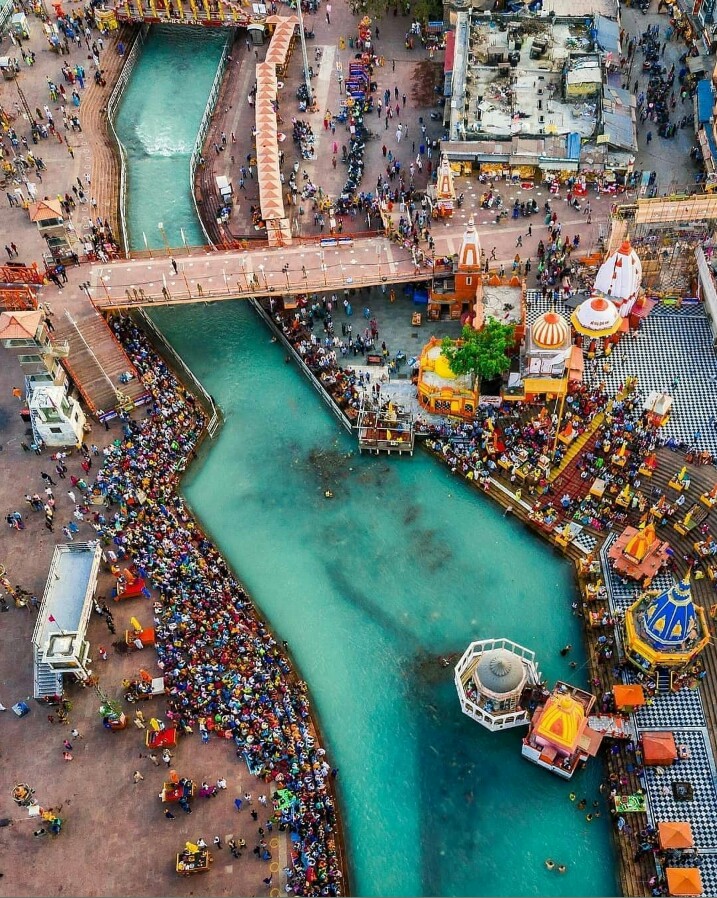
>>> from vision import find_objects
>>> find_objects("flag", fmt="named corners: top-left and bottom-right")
top-left (48, 614), bottom-right (56, 622)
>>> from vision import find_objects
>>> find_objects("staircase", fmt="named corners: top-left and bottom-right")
top-left (33, 646), bottom-right (63, 699)
top-left (549, 412), bottom-right (605, 483)
top-left (53, 308), bottom-right (149, 417)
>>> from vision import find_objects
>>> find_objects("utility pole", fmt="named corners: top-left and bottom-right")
top-left (295, 2), bottom-right (313, 105)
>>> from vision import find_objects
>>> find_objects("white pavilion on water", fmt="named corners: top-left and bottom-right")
top-left (455, 637), bottom-right (542, 732)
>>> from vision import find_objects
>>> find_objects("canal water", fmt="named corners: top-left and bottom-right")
top-left (116, 28), bottom-right (618, 898)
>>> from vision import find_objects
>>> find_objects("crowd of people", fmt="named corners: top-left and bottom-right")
top-left (89, 316), bottom-right (344, 896)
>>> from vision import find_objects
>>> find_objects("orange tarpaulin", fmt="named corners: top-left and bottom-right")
top-left (612, 684), bottom-right (646, 709)
top-left (658, 822), bottom-right (694, 850)
top-left (642, 731), bottom-right (677, 766)
top-left (666, 867), bottom-right (703, 896)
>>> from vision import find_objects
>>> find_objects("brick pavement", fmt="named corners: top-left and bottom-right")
top-left (0, 348), bottom-right (288, 897)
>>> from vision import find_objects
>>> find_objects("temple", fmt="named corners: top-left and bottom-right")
top-left (607, 522), bottom-right (672, 587)
top-left (427, 216), bottom-right (526, 335)
top-left (504, 308), bottom-right (583, 402)
top-left (622, 574), bottom-right (711, 674)
top-left (521, 682), bottom-right (603, 779)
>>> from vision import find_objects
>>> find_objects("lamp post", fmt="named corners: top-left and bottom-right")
top-left (79, 281), bottom-right (92, 300)
top-left (294, 0), bottom-right (313, 106)
top-left (284, 266), bottom-right (291, 289)
top-left (258, 264), bottom-right (267, 289)
top-left (180, 227), bottom-right (190, 256)
top-left (376, 243), bottom-right (382, 278)
top-left (222, 268), bottom-right (230, 294)
top-left (157, 222), bottom-right (171, 256)
top-left (142, 231), bottom-right (153, 259)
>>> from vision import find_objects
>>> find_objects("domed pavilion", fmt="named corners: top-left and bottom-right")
top-left (570, 294), bottom-right (627, 357)
top-left (455, 638), bottom-right (542, 732)
top-left (623, 574), bottom-right (710, 673)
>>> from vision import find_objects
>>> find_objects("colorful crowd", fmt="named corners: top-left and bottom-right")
top-left (92, 316), bottom-right (344, 896)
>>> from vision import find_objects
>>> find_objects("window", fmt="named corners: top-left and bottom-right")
top-left (49, 426), bottom-right (63, 434)
top-left (465, 277), bottom-right (472, 286)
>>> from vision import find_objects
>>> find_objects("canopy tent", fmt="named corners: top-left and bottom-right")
top-left (612, 684), bottom-right (645, 710)
top-left (658, 821), bottom-right (694, 850)
top-left (254, 18), bottom-right (298, 235)
top-left (642, 730), bottom-right (677, 766)
top-left (666, 867), bottom-right (703, 896)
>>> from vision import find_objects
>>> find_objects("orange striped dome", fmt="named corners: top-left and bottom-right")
top-left (532, 311), bottom-right (570, 349)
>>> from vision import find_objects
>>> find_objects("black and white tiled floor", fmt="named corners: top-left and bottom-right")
top-left (643, 729), bottom-right (717, 849)
top-left (633, 688), bottom-right (707, 731)
top-left (597, 535), bottom-right (717, 882)
top-left (526, 293), bottom-right (717, 456)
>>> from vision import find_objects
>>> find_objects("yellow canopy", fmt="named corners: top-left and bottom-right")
top-left (534, 694), bottom-right (585, 753)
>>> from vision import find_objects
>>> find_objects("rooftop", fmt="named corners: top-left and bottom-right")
top-left (449, 17), bottom-right (599, 142)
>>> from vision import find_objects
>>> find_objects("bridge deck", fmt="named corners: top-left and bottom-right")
top-left (89, 237), bottom-right (429, 309)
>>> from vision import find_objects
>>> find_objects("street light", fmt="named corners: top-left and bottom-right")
top-left (79, 281), bottom-right (92, 300)
top-left (157, 222), bottom-right (171, 256)
top-left (258, 264), bottom-right (267, 289)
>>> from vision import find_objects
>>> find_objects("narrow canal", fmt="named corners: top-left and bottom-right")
top-left (115, 27), bottom-right (618, 897)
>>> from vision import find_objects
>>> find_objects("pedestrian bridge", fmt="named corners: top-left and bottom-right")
top-left (88, 236), bottom-right (433, 310)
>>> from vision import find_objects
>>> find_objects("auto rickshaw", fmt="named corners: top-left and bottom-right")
top-left (176, 842), bottom-right (212, 876)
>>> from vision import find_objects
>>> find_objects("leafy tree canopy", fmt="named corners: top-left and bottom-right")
top-left (350, 0), bottom-right (443, 23)
top-left (440, 319), bottom-right (515, 388)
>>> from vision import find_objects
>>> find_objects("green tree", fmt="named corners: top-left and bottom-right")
top-left (440, 319), bottom-right (515, 390)
top-left (352, 0), bottom-right (442, 22)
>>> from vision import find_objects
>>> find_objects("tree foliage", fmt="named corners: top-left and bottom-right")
top-left (440, 319), bottom-right (515, 389)
top-left (350, 0), bottom-right (442, 23)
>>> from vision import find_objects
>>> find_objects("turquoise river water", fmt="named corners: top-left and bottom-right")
top-left (116, 26), bottom-right (619, 897)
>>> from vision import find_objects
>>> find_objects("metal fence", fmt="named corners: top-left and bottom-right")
top-left (189, 32), bottom-right (234, 248)
top-left (134, 308), bottom-right (222, 438)
top-left (106, 25), bottom-right (149, 256)
top-left (249, 298), bottom-right (354, 434)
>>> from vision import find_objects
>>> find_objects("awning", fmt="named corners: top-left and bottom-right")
top-left (0, 310), bottom-right (43, 340)
top-left (688, 55), bottom-right (707, 75)
top-left (666, 867), bottom-right (703, 896)
top-left (642, 730), bottom-right (677, 765)
top-left (612, 683), bottom-right (645, 708)
top-left (568, 344), bottom-right (584, 378)
top-left (658, 821), bottom-right (694, 850)
top-left (697, 78), bottom-right (714, 124)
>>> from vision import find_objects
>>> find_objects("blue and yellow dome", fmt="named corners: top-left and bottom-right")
top-left (643, 576), bottom-right (699, 650)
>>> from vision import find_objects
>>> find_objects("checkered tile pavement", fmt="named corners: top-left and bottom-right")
top-left (597, 535), bottom-right (717, 865)
top-left (633, 688), bottom-right (707, 730)
top-left (571, 527), bottom-right (597, 554)
top-left (526, 293), bottom-right (717, 456)
top-left (644, 729), bottom-right (717, 849)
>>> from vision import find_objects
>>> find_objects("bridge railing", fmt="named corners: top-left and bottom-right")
top-left (106, 24), bottom-right (149, 256)
top-left (189, 31), bottom-right (234, 248)
top-left (93, 261), bottom-right (430, 308)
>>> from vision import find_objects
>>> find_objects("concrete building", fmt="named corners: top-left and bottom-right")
top-left (32, 543), bottom-right (102, 698)
top-left (28, 382), bottom-right (87, 448)
top-left (442, 0), bottom-right (638, 181)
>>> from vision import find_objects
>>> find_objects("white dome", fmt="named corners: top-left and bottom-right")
top-left (593, 240), bottom-right (642, 303)
top-left (571, 295), bottom-right (621, 337)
